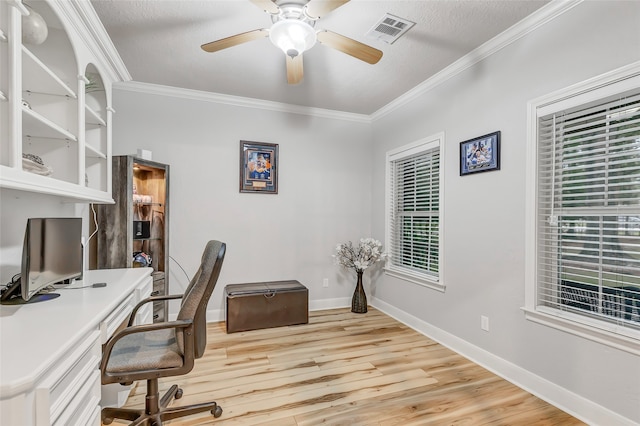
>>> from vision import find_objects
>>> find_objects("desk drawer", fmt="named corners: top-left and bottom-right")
top-left (53, 370), bottom-right (100, 426)
top-left (35, 330), bottom-right (101, 426)
top-left (100, 293), bottom-right (136, 343)
top-left (135, 276), bottom-right (153, 303)
top-left (134, 276), bottom-right (153, 325)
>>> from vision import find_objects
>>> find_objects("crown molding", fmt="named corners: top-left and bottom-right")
top-left (107, 0), bottom-right (580, 124)
top-left (68, 0), bottom-right (132, 82)
top-left (114, 81), bottom-right (372, 123)
top-left (371, 0), bottom-right (583, 122)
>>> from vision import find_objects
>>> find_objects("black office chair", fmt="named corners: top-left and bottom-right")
top-left (101, 240), bottom-right (226, 425)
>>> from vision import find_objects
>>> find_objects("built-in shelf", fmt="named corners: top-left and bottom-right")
top-left (94, 156), bottom-right (169, 322)
top-left (22, 106), bottom-right (77, 141)
top-left (85, 143), bottom-right (106, 159)
top-left (1, 0), bottom-right (117, 203)
top-left (22, 46), bottom-right (77, 98)
top-left (85, 105), bottom-right (106, 126)
top-left (133, 201), bottom-right (163, 207)
top-left (0, 165), bottom-right (114, 204)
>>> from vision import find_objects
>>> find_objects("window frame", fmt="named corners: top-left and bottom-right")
top-left (385, 132), bottom-right (445, 291)
top-left (524, 61), bottom-right (640, 355)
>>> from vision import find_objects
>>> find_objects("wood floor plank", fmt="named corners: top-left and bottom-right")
top-left (216, 372), bottom-right (438, 425)
top-left (114, 307), bottom-right (583, 426)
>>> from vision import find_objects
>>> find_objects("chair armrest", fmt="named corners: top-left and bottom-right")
top-left (101, 319), bottom-right (194, 374)
top-left (127, 294), bottom-right (184, 326)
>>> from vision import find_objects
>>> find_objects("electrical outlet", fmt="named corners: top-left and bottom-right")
top-left (481, 315), bottom-right (489, 332)
top-left (322, 278), bottom-right (329, 288)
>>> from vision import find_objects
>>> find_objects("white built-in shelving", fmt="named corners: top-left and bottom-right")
top-left (0, 0), bottom-right (122, 203)
top-left (0, 3), bottom-right (9, 167)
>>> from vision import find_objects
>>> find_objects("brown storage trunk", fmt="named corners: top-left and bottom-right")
top-left (225, 280), bottom-right (308, 333)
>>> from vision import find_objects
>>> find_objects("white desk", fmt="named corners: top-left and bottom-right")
top-left (0, 268), bottom-right (153, 426)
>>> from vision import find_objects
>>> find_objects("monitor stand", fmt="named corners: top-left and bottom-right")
top-left (0, 278), bottom-right (60, 305)
top-left (1, 293), bottom-right (60, 305)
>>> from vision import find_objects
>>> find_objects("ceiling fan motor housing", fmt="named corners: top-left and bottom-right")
top-left (269, 4), bottom-right (317, 57)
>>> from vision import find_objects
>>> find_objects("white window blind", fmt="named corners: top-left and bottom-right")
top-left (537, 89), bottom-right (640, 332)
top-left (388, 147), bottom-right (440, 280)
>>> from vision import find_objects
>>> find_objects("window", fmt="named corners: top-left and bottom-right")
top-left (525, 63), bottom-right (640, 354)
top-left (385, 133), bottom-right (444, 291)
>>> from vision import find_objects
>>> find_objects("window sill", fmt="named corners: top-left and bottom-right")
top-left (522, 306), bottom-right (640, 356)
top-left (384, 267), bottom-right (445, 292)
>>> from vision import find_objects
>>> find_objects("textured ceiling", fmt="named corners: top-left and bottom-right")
top-left (91, 0), bottom-right (549, 115)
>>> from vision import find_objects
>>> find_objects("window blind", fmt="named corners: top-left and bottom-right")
top-left (537, 90), bottom-right (640, 330)
top-left (389, 149), bottom-right (440, 278)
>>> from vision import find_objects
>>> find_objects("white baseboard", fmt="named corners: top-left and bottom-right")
top-left (371, 297), bottom-right (636, 426)
top-left (204, 309), bottom-right (223, 323)
top-left (309, 297), bottom-right (350, 312)
top-left (180, 298), bottom-right (351, 324)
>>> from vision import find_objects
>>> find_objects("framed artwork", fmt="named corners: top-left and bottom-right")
top-left (239, 140), bottom-right (278, 194)
top-left (460, 131), bottom-right (501, 176)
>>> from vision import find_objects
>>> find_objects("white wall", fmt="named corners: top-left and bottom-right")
top-left (2, 1), bottom-right (638, 423)
top-left (0, 190), bottom-right (90, 284)
top-left (110, 89), bottom-right (374, 316)
top-left (370, 1), bottom-right (640, 424)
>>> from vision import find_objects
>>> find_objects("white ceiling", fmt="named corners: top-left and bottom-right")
top-left (90, 0), bottom-right (550, 115)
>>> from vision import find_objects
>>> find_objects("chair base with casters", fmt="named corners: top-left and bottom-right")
top-left (100, 241), bottom-right (227, 426)
top-left (102, 380), bottom-right (222, 425)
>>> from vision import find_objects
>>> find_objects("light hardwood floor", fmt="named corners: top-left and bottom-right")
top-left (118, 307), bottom-right (584, 425)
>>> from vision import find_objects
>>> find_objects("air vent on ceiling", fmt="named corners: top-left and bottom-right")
top-left (365, 13), bottom-right (415, 44)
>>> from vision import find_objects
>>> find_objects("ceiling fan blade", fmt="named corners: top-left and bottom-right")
top-left (249, 0), bottom-right (280, 14)
top-left (316, 30), bottom-right (382, 64)
top-left (286, 55), bottom-right (304, 85)
top-left (305, 0), bottom-right (350, 19)
top-left (201, 29), bottom-right (269, 53)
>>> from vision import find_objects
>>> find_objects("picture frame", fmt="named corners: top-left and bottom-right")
top-left (239, 140), bottom-right (278, 194)
top-left (460, 131), bottom-right (501, 176)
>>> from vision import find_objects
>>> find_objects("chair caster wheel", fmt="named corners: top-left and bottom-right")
top-left (212, 406), bottom-right (223, 418)
top-left (175, 388), bottom-right (183, 399)
top-left (103, 418), bottom-right (114, 425)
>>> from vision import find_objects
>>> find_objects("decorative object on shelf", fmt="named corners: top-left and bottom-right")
top-left (22, 4), bottom-right (48, 45)
top-left (22, 153), bottom-right (52, 176)
top-left (84, 72), bottom-right (104, 93)
top-left (133, 194), bottom-right (154, 203)
top-left (240, 140), bottom-right (278, 194)
top-left (460, 131), bottom-right (501, 176)
top-left (132, 251), bottom-right (152, 268)
top-left (333, 238), bottom-right (386, 314)
top-left (133, 220), bottom-right (151, 239)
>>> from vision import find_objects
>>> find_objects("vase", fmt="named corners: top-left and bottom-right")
top-left (351, 270), bottom-right (368, 314)
top-left (22, 5), bottom-right (48, 45)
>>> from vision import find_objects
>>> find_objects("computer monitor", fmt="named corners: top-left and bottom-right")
top-left (0, 218), bottom-right (83, 305)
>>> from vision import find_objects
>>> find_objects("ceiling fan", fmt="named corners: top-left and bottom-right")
top-left (201, 0), bottom-right (383, 85)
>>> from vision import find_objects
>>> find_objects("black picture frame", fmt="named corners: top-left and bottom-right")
top-left (460, 131), bottom-right (501, 176)
top-left (239, 140), bottom-right (278, 194)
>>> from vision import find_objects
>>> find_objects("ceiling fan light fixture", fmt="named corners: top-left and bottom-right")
top-left (269, 19), bottom-right (316, 58)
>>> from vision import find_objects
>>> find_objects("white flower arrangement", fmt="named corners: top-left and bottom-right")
top-left (333, 238), bottom-right (386, 273)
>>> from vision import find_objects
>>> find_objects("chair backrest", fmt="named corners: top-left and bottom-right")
top-left (177, 240), bottom-right (226, 358)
